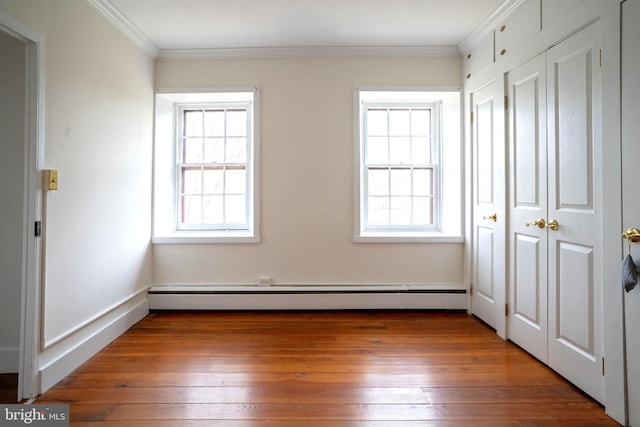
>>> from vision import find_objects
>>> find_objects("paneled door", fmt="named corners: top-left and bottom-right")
top-left (507, 53), bottom-right (548, 363)
top-left (546, 22), bottom-right (603, 403)
top-left (471, 81), bottom-right (505, 333)
top-left (621, 0), bottom-right (640, 423)
top-left (506, 22), bottom-right (604, 403)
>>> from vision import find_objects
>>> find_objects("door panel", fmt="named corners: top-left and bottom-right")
top-left (471, 81), bottom-right (505, 332)
top-left (507, 54), bottom-right (548, 363)
top-left (556, 242), bottom-right (595, 355)
top-left (546, 22), bottom-right (603, 403)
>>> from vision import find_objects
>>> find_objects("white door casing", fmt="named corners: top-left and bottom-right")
top-left (507, 53), bottom-right (548, 364)
top-left (471, 80), bottom-right (506, 334)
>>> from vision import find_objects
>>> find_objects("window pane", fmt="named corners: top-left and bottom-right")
top-left (413, 168), bottom-right (433, 196)
top-left (389, 109), bottom-right (410, 136)
top-left (367, 168), bottom-right (389, 196)
top-left (182, 168), bottom-right (202, 194)
top-left (225, 195), bottom-right (247, 224)
top-left (226, 138), bottom-right (247, 163)
top-left (389, 137), bottom-right (411, 164)
top-left (204, 110), bottom-right (225, 136)
top-left (411, 136), bottom-right (431, 163)
top-left (366, 136), bottom-right (388, 164)
top-left (203, 168), bottom-right (224, 194)
top-left (389, 196), bottom-right (411, 225)
top-left (367, 196), bottom-right (389, 226)
top-left (366, 109), bottom-right (388, 136)
top-left (183, 138), bottom-right (203, 163)
top-left (390, 168), bottom-right (411, 196)
top-left (413, 197), bottom-right (433, 225)
top-left (184, 110), bottom-right (203, 136)
top-left (203, 195), bottom-right (224, 224)
top-left (225, 168), bottom-right (246, 194)
top-left (411, 109), bottom-right (431, 136)
top-left (204, 138), bottom-right (224, 163)
top-left (227, 110), bottom-right (247, 136)
top-left (182, 195), bottom-right (202, 224)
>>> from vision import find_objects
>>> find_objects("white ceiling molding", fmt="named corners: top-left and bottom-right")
top-left (87, 0), bottom-right (159, 58)
top-left (156, 46), bottom-right (462, 61)
top-left (458, 0), bottom-right (525, 54)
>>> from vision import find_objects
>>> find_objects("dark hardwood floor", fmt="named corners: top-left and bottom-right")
top-left (24, 311), bottom-right (620, 425)
top-left (0, 373), bottom-right (18, 404)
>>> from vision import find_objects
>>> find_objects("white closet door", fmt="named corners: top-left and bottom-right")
top-left (546, 21), bottom-right (604, 403)
top-left (621, 0), bottom-right (640, 423)
top-left (507, 53), bottom-right (548, 363)
top-left (471, 81), bottom-right (505, 331)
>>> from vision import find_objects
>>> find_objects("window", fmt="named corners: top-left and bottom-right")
top-left (363, 104), bottom-right (438, 230)
top-left (153, 90), bottom-right (259, 243)
top-left (355, 89), bottom-right (462, 242)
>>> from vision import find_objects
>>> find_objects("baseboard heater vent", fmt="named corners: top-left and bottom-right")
top-left (148, 285), bottom-right (468, 310)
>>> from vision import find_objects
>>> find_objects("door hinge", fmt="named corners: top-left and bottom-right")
top-left (469, 284), bottom-right (473, 295)
top-left (599, 49), bottom-right (602, 67)
top-left (505, 303), bottom-right (509, 317)
top-left (504, 95), bottom-right (508, 110)
top-left (34, 221), bottom-right (42, 238)
top-left (470, 111), bottom-right (474, 124)
top-left (602, 357), bottom-right (605, 376)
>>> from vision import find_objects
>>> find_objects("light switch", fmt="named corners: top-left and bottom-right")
top-left (44, 169), bottom-right (58, 191)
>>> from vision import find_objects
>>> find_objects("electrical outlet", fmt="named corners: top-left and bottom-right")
top-left (258, 277), bottom-right (273, 286)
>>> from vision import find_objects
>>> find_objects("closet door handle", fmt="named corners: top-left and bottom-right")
top-left (546, 219), bottom-right (559, 231)
top-left (525, 218), bottom-right (546, 228)
top-left (483, 213), bottom-right (497, 222)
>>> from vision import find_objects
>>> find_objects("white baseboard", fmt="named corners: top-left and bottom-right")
top-left (0, 347), bottom-right (19, 373)
top-left (149, 284), bottom-right (467, 310)
top-left (38, 293), bottom-right (149, 393)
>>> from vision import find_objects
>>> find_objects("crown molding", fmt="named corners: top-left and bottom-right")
top-left (458, 0), bottom-right (526, 54)
top-left (87, 0), bottom-right (159, 57)
top-left (156, 45), bottom-right (461, 61)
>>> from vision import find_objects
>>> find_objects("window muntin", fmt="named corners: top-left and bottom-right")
top-left (176, 104), bottom-right (252, 231)
top-left (361, 103), bottom-right (439, 232)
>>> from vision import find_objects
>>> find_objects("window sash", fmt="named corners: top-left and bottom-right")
top-left (361, 102), bottom-right (439, 232)
top-left (175, 103), bottom-right (252, 231)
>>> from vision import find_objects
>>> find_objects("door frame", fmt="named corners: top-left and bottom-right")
top-left (0, 10), bottom-right (44, 400)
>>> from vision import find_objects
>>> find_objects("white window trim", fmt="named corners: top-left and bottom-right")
top-left (152, 88), bottom-right (260, 244)
top-left (354, 87), bottom-right (464, 243)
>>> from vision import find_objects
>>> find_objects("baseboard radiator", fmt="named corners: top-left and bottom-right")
top-left (149, 284), bottom-right (468, 310)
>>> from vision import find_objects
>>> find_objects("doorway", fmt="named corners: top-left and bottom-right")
top-left (0, 11), bottom-right (44, 401)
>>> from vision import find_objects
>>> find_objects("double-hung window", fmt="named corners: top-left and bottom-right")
top-left (178, 105), bottom-right (250, 230)
top-left (363, 104), bottom-right (438, 230)
top-left (355, 89), bottom-right (462, 242)
top-left (153, 90), bottom-right (259, 243)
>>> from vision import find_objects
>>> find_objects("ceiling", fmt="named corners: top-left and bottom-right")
top-left (103, 0), bottom-right (508, 54)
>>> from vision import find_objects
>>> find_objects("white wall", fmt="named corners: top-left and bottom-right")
top-left (154, 57), bottom-right (464, 288)
top-left (0, 29), bottom-right (25, 373)
top-left (0, 0), bottom-right (154, 391)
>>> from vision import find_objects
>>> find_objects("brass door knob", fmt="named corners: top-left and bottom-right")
top-left (622, 227), bottom-right (640, 243)
top-left (483, 213), bottom-right (497, 222)
top-left (546, 219), bottom-right (559, 231)
top-left (525, 218), bottom-right (546, 228)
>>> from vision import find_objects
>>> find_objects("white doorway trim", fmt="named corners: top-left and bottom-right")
top-left (0, 10), bottom-right (44, 400)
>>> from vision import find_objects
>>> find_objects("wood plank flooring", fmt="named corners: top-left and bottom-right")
top-left (31, 311), bottom-right (618, 426)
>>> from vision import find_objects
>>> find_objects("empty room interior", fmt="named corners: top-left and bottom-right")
top-left (1, 0), bottom-right (639, 425)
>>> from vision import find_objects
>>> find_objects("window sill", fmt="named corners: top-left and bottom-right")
top-left (354, 232), bottom-right (464, 243)
top-left (152, 232), bottom-right (260, 244)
